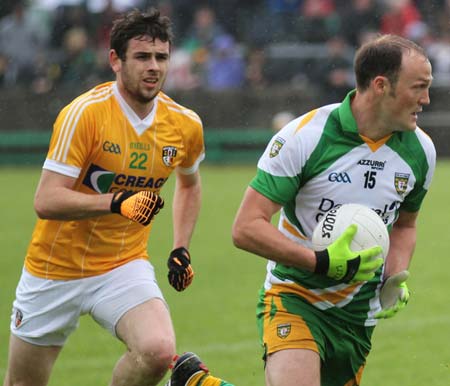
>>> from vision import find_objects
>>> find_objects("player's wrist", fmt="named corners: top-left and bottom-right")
top-left (170, 247), bottom-right (190, 260)
top-left (110, 191), bottom-right (128, 213)
top-left (314, 249), bottom-right (330, 275)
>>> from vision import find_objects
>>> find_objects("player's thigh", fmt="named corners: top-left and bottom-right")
top-left (266, 348), bottom-right (320, 386)
top-left (115, 297), bottom-right (176, 356)
top-left (4, 334), bottom-right (62, 386)
top-left (88, 259), bottom-right (175, 354)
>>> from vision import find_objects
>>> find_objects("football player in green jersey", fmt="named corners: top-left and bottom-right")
top-left (233, 34), bottom-right (435, 386)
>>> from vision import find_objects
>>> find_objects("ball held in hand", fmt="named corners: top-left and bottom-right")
top-left (312, 203), bottom-right (389, 261)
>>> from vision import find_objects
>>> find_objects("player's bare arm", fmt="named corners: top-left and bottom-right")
top-left (34, 170), bottom-right (163, 225)
top-left (34, 169), bottom-right (113, 220)
top-left (384, 210), bottom-right (418, 278)
top-left (166, 170), bottom-right (201, 292)
top-left (232, 187), bottom-right (317, 272)
top-left (172, 169), bottom-right (201, 249)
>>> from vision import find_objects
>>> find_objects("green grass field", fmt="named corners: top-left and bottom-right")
top-left (1, 162), bottom-right (449, 386)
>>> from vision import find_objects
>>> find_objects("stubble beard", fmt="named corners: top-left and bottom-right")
top-left (126, 81), bottom-right (159, 105)
top-left (121, 66), bottom-right (161, 105)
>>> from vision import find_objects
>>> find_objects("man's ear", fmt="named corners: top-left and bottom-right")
top-left (372, 75), bottom-right (389, 95)
top-left (372, 75), bottom-right (391, 95)
top-left (109, 49), bottom-right (121, 73)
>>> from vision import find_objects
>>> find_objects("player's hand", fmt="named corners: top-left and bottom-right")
top-left (167, 247), bottom-right (194, 291)
top-left (314, 224), bottom-right (384, 282)
top-left (375, 270), bottom-right (410, 319)
top-left (110, 190), bottom-right (164, 226)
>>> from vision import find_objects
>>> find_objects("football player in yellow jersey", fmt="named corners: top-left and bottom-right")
top-left (2, 8), bottom-right (226, 386)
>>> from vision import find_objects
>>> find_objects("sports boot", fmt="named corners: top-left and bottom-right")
top-left (165, 352), bottom-right (209, 386)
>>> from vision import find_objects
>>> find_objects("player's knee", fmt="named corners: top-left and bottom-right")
top-left (133, 336), bottom-right (175, 374)
top-left (4, 374), bottom-right (43, 386)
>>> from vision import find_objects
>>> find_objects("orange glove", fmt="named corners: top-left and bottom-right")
top-left (111, 190), bottom-right (164, 226)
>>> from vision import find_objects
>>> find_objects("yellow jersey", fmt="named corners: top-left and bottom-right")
top-left (25, 82), bottom-right (204, 280)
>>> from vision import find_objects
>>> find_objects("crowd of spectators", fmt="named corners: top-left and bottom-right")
top-left (1, 0), bottom-right (450, 98)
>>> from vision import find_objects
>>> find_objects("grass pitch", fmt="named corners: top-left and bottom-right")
top-left (0, 162), bottom-right (449, 386)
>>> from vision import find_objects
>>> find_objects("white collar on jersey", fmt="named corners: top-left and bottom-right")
top-left (112, 82), bottom-right (157, 136)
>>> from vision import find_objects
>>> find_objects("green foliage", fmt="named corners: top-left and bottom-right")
top-left (0, 162), bottom-right (449, 385)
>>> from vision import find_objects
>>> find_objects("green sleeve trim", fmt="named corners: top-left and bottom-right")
top-left (249, 168), bottom-right (300, 205)
top-left (400, 186), bottom-right (428, 212)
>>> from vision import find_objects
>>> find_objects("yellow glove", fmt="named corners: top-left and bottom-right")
top-left (375, 270), bottom-right (410, 319)
top-left (315, 224), bottom-right (384, 282)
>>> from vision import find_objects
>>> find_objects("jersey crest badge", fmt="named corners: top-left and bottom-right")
top-left (14, 308), bottom-right (23, 328)
top-left (270, 137), bottom-right (286, 158)
top-left (277, 323), bottom-right (291, 339)
top-left (162, 146), bottom-right (177, 167)
top-left (394, 172), bottom-right (410, 195)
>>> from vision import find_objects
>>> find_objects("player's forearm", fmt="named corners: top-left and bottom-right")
top-left (232, 218), bottom-right (316, 272)
top-left (384, 224), bottom-right (416, 277)
top-left (34, 186), bottom-right (113, 220)
top-left (172, 180), bottom-right (201, 249)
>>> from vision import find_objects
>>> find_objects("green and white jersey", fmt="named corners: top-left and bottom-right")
top-left (250, 90), bottom-right (436, 326)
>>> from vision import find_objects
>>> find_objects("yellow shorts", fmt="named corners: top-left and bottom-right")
top-left (258, 286), bottom-right (319, 356)
top-left (256, 284), bottom-right (374, 386)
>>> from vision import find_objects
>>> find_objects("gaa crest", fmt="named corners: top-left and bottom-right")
top-left (269, 137), bottom-right (286, 158)
top-left (394, 172), bottom-right (410, 195)
top-left (277, 323), bottom-right (291, 339)
top-left (162, 146), bottom-right (178, 167)
top-left (14, 308), bottom-right (23, 328)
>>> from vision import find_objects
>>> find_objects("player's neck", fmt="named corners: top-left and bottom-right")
top-left (116, 83), bottom-right (154, 119)
top-left (351, 91), bottom-right (392, 141)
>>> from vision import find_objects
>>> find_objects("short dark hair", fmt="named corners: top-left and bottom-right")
top-left (110, 8), bottom-right (173, 61)
top-left (354, 34), bottom-right (427, 91)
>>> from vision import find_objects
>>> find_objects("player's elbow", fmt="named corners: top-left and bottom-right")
top-left (34, 202), bottom-right (50, 219)
top-left (34, 194), bottom-right (53, 219)
top-left (231, 220), bottom-right (247, 250)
